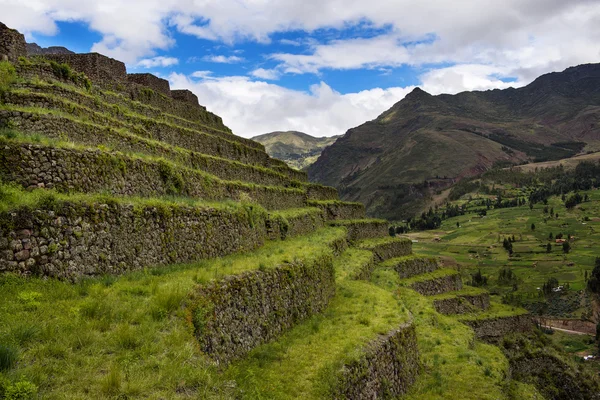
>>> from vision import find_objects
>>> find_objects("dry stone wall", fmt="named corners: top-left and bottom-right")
top-left (0, 22), bottom-right (26, 63)
top-left (433, 293), bottom-right (490, 315)
top-left (333, 220), bottom-right (389, 242)
top-left (307, 201), bottom-right (365, 220)
top-left (267, 209), bottom-right (326, 241)
top-left (0, 200), bottom-right (269, 280)
top-left (462, 314), bottom-right (533, 342)
top-left (127, 73), bottom-right (171, 97)
top-left (333, 322), bottom-right (420, 399)
top-left (2, 92), bottom-right (268, 166)
top-left (388, 256), bottom-right (439, 278)
top-left (0, 110), bottom-right (269, 167)
top-left (410, 273), bottom-right (463, 296)
top-left (43, 53), bottom-right (127, 85)
top-left (192, 255), bottom-right (337, 363)
top-left (0, 141), bottom-right (304, 210)
top-left (305, 184), bottom-right (339, 200)
top-left (369, 239), bottom-right (413, 261)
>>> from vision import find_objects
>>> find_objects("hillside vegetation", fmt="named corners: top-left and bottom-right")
top-left (253, 131), bottom-right (339, 170)
top-left (309, 64), bottom-right (600, 220)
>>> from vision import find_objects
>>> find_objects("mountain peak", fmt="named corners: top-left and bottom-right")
top-left (405, 87), bottom-right (431, 99)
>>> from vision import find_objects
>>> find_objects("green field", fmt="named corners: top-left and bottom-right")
top-left (408, 189), bottom-right (600, 319)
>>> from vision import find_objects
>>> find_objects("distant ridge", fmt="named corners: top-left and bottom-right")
top-left (252, 130), bottom-right (340, 170)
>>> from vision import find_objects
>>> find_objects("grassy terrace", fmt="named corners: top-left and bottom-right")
top-left (0, 226), bottom-right (346, 399)
top-left (15, 65), bottom-right (235, 138)
top-left (428, 286), bottom-right (489, 301)
top-left (358, 236), bottom-right (408, 248)
top-left (223, 248), bottom-right (410, 399)
top-left (398, 268), bottom-right (461, 287)
top-left (458, 302), bottom-right (530, 322)
top-left (0, 128), bottom-right (294, 188)
top-left (370, 268), bottom-right (540, 399)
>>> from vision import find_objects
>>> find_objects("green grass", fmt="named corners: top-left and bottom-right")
top-left (330, 218), bottom-right (387, 226)
top-left (357, 236), bottom-right (408, 248)
top-left (398, 268), bottom-right (461, 286)
top-left (458, 303), bottom-right (529, 322)
top-left (333, 248), bottom-right (374, 280)
top-left (429, 286), bottom-right (489, 301)
top-left (0, 226), bottom-right (346, 399)
top-left (370, 268), bottom-right (512, 399)
top-left (224, 259), bottom-right (410, 399)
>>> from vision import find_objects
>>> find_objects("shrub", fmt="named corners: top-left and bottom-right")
top-left (2, 378), bottom-right (37, 400)
top-left (0, 61), bottom-right (16, 96)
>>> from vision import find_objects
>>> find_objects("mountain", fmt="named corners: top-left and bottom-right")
top-left (252, 131), bottom-right (340, 170)
top-left (26, 42), bottom-right (74, 55)
top-left (308, 63), bottom-right (600, 220)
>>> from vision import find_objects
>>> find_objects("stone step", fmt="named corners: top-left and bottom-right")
top-left (358, 237), bottom-right (413, 261)
top-left (11, 83), bottom-right (264, 151)
top-left (307, 200), bottom-right (365, 220)
top-left (221, 278), bottom-right (418, 398)
top-left (430, 287), bottom-right (491, 315)
top-left (458, 304), bottom-right (532, 343)
top-left (328, 219), bottom-right (389, 242)
top-left (400, 269), bottom-right (463, 296)
top-left (0, 105), bottom-right (270, 167)
top-left (379, 255), bottom-right (439, 279)
top-left (0, 140), bottom-right (308, 210)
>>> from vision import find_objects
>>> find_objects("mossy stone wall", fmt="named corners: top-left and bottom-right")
top-left (0, 22), bottom-right (26, 63)
top-left (44, 53), bottom-right (127, 85)
top-left (462, 315), bottom-right (533, 342)
top-left (333, 322), bottom-right (420, 399)
top-left (192, 255), bottom-right (337, 363)
top-left (0, 142), bottom-right (305, 210)
top-left (433, 293), bottom-right (490, 315)
top-left (390, 256), bottom-right (439, 279)
top-left (410, 273), bottom-right (463, 296)
top-left (127, 73), bottom-right (171, 97)
top-left (0, 200), bottom-right (268, 280)
top-left (308, 201), bottom-right (365, 220)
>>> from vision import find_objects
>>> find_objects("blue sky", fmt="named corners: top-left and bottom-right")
top-left (3, 0), bottom-right (599, 138)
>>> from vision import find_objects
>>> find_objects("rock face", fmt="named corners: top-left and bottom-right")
top-left (26, 43), bottom-right (74, 56)
top-left (308, 64), bottom-right (600, 219)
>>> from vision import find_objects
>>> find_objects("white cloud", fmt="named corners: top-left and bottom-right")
top-left (202, 55), bottom-right (245, 63)
top-left (190, 70), bottom-right (214, 79)
top-left (136, 56), bottom-right (179, 68)
top-left (250, 68), bottom-right (281, 80)
top-left (169, 72), bottom-right (414, 138)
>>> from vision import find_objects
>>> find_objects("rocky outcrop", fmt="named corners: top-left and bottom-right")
top-left (0, 22), bottom-right (26, 62)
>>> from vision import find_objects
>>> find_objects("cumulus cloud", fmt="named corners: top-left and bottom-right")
top-left (169, 72), bottom-right (414, 138)
top-left (136, 56), bottom-right (179, 68)
top-left (190, 70), bottom-right (214, 79)
top-left (202, 55), bottom-right (245, 63)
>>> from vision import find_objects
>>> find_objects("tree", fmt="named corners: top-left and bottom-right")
top-left (531, 223), bottom-right (536, 231)
top-left (456, 221), bottom-right (460, 228)
top-left (587, 258), bottom-right (600, 293)
top-left (562, 241), bottom-right (571, 254)
top-left (388, 226), bottom-right (396, 237)
top-left (549, 232), bottom-right (554, 240)
top-left (471, 270), bottom-right (488, 287)
top-left (546, 243), bottom-right (552, 253)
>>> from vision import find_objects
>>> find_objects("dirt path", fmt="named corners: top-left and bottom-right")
top-left (541, 325), bottom-right (593, 336)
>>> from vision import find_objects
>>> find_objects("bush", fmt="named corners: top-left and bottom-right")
top-left (0, 61), bottom-right (16, 96)
top-left (3, 379), bottom-right (37, 400)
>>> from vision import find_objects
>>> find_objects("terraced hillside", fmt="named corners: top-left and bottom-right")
top-left (0, 23), bottom-right (573, 400)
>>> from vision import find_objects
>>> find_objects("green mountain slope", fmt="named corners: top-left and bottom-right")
top-left (308, 63), bottom-right (600, 220)
top-left (252, 131), bottom-right (339, 170)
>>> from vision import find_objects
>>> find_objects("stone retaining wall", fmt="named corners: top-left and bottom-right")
top-left (267, 210), bottom-right (326, 241)
top-left (433, 292), bottom-right (490, 315)
top-left (191, 254), bottom-right (336, 363)
top-left (0, 142), bottom-right (303, 210)
top-left (305, 184), bottom-right (339, 201)
top-left (127, 73), bottom-right (171, 97)
top-left (308, 201), bottom-right (365, 220)
top-left (462, 314), bottom-right (533, 342)
top-left (332, 220), bottom-right (389, 242)
top-left (0, 199), bottom-right (269, 280)
top-left (389, 256), bottom-right (439, 278)
top-left (370, 239), bottom-right (413, 261)
top-left (0, 110), bottom-right (269, 167)
top-left (171, 89), bottom-right (200, 106)
top-left (0, 22), bottom-right (26, 63)
top-left (333, 322), bottom-right (420, 399)
top-left (44, 53), bottom-right (127, 84)
top-left (2, 93), bottom-right (267, 164)
top-left (411, 273), bottom-right (463, 296)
